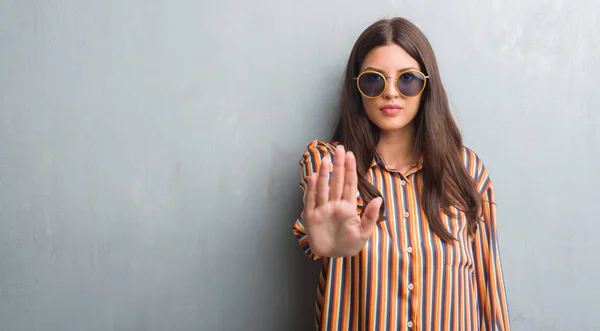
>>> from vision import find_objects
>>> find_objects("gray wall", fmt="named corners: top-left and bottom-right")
top-left (1, 0), bottom-right (598, 330)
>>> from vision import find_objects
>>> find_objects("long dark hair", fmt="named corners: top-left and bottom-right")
top-left (332, 17), bottom-right (482, 242)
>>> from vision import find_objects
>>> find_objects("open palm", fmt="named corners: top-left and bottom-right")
top-left (302, 145), bottom-right (383, 258)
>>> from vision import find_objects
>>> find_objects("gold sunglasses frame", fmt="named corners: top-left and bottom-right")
top-left (354, 69), bottom-right (430, 98)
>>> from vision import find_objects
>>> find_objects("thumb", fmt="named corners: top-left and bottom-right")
top-left (360, 197), bottom-right (382, 235)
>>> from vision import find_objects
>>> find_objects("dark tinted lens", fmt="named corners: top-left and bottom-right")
top-left (358, 72), bottom-right (385, 97)
top-left (397, 71), bottom-right (425, 96)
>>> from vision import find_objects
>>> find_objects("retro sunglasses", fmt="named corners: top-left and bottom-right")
top-left (354, 69), bottom-right (429, 98)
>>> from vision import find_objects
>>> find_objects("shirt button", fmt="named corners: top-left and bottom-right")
top-left (401, 180), bottom-right (406, 186)
top-left (407, 321), bottom-right (414, 328)
top-left (408, 283), bottom-right (414, 290)
top-left (404, 211), bottom-right (410, 218)
top-left (406, 246), bottom-right (413, 253)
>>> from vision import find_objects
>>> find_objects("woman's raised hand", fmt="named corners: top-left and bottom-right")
top-left (302, 145), bottom-right (383, 257)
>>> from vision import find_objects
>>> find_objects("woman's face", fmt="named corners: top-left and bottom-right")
top-left (359, 44), bottom-right (424, 134)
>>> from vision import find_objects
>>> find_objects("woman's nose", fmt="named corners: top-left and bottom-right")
top-left (382, 77), bottom-right (399, 99)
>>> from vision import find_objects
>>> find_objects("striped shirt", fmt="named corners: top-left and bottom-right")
top-left (293, 140), bottom-right (511, 331)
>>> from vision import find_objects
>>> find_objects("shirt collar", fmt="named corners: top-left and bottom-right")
top-left (370, 151), bottom-right (424, 175)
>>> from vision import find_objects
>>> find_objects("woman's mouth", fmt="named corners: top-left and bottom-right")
top-left (380, 104), bottom-right (403, 115)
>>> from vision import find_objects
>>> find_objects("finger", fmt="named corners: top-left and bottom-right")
top-left (303, 173), bottom-right (317, 211)
top-left (360, 197), bottom-right (383, 237)
top-left (342, 150), bottom-right (358, 202)
top-left (316, 157), bottom-right (331, 206)
top-left (328, 145), bottom-right (346, 201)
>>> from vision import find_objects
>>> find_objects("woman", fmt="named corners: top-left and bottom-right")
top-left (293, 17), bottom-right (511, 331)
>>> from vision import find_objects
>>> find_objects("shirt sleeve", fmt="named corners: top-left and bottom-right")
top-left (292, 140), bottom-right (336, 260)
top-left (472, 164), bottom-right (512, 330)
